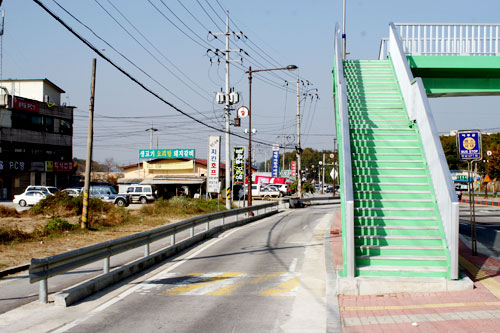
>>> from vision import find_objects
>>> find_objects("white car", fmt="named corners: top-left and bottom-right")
top-left (13, 191), bottom-right (48, 207)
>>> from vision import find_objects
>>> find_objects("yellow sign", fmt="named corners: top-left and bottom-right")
top-left (484, 174), bottom-right (491, 183)
top-left (145, 160), bottom-right (194, 170)
top-left (463, 137), bottom-right (476, 150)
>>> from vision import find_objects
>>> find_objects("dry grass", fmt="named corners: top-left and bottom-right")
top-left (0, 197), bottom-right (224, 269)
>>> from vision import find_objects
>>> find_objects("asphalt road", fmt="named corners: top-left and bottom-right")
top-left (0, 204), bottom-right (339, 333)
top-left (459, 204), bottom-right (500, 258)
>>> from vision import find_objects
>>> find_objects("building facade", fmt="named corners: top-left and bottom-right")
top-left (0, 79), bottom-right (74, 198)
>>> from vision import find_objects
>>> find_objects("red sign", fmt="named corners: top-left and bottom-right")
top-left (255, 176), bottom-right (287, 185)
top-left (13, 97), bottom-right (39, 112)
top-left (291, 161), bottom-right (297, 177)
top-left (53, 161), bottom-right (73, 172)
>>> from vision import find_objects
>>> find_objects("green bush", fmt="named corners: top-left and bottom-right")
top-left (45, 218), bottom-right (77, 232)
top-left (0, 227), bottom-right (32, 243)
top-left (139, 197), bottom-right (223, 217)
top-left (30, 192), bottom-right (112, 217)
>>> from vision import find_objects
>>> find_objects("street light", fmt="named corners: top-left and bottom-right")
top-left (246, 65), bottom-right (297, 210)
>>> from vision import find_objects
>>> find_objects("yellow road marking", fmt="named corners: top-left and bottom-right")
top-left (259, 276), bottom-right (299, 296)
top-left (459, 255), bottom-right (500, 300)
top-left (342, 301), bottom-right (500, 311)
top-left (165, 272), bottom-right (241, 295)
top-left (206, 272), bottom-right (284, 296)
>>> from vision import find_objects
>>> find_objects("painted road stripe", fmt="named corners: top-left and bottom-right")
top-left (165, 272), bottom-right (242, 295)
top-left (259, 273), bottom-right (300, 296)
top-left (343, 310), bottom-right (500, 327)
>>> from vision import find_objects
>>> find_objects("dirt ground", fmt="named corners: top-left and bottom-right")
top-left (0, 213), bottom-right (178, 269)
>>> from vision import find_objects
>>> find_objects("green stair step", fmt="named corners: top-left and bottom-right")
top-left (356, 245), bottom-right (446, 256)
top-left (354, 235), bottom-right (443, 246)
top-left (354, 199), bottom-right (435, 209)
top-left (354, 190), bottom-right (432, 200)
top-left (354, 207), bottom-right (436, 217)
top-left (355, 217), bottom-right (438, 227)
top-left (355, 225), bottom-right (440, 236)
top-left (356, 256), bottom-right (447, 267)
top-left (351, 154), bottom-right (423, 161)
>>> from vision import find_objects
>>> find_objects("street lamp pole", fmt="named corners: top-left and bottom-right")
top-left (246, 65), bottom-right (298, 210)
top-left (296, 77), bottom-right (302, 198)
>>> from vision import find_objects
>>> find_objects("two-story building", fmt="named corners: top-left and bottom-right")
top-left (0, 79), bottom-right (75, 198)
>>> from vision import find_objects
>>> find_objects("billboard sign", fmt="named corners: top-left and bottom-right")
top-left (139, 149), bottom-right (195, 159)
top-left (457, 131), bottom-right (482, 160)
top-left (233, 146), bottom-right (245, 184)
top-left (272, 144), bottom-right (280, 177)
top-left (207, 136), bottom-right (221, 193)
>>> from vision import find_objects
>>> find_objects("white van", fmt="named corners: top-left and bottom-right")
top-left (123, 185), bottom-right (155, 204)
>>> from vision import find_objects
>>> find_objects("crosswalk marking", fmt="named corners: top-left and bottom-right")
top-left (148, 272), bottom-right (300, 297)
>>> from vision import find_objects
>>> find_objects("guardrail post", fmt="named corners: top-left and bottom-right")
top-left (104, 257), bottom-right (110, 273)
top-left (39, 279), bottom-right (48, 304)
top-left (144, 244), bottom-right (150, 257)
top-left (206, 221), bottom-right (209, 230)
top-left (171, 234), bottom-right (176, 246)
top-left (222, 216), bottom-right (225, 225)
top-left (190, 226), bottom-right (194, 238)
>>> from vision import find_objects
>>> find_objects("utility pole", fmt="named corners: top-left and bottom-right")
top-left (322, 153), bottom-right (326, 193)
top-left (209, 11), bottom-right (244, 209)
top-left (82, 58), bottom-right (96, 229)
top-left (296, 78), bottom-right (302, 198)
top-left (146, 122), bottom-right (158, 150)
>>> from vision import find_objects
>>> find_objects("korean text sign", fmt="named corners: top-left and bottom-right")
top-left (207, 136), bottom-right (221, 193)
top-left (233, 146), bottom-right (245, 184)
top-left (272, 145), bottom-right (280, 177)
top-left (139, 149), bottom-right (195, 159)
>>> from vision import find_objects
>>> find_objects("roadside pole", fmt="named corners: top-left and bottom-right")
top-left (82, 58), bottom-right (96, 229)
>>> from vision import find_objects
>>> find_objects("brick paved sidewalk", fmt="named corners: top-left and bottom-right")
top-left (331, 210), bottom-right (500, 332)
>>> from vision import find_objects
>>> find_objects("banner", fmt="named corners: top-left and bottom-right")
top-left (272, 144), bottom-right (280, 177)
top-left (255, 176), bottom-right (287, 185)
top-left (233, 146), bottom-right (245, 184)
top-left (207, 136), bottom-right (221, 193)
top-left (291, 161), bottom-right (297, 177)
top-left (144, 160), bottom-right (194, 170)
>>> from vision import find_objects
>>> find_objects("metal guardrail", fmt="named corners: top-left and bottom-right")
top-left (334, 22), bottom-right (355, 278)
top-left (380, 23), bottom-right (500, 58)
top-left (30, 201), bottom-right (279, 303)
top-left (388, 23), bottom-right (460, 280)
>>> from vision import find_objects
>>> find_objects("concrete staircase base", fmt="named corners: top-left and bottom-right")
top-left (336, 274), bottom-right (473, 295)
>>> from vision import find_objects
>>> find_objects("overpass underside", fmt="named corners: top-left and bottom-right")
top-left (409, 55), bottom-right (500, 97)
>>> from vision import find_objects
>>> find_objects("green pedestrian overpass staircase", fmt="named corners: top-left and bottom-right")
top-left (332, 23), bottom-right (500, 282)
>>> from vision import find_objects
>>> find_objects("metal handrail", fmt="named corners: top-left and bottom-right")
top-left (30, 201), bottom-right (279, 302)
top-left (394, 23), bottom-right (500, 56)
top-left (388, 23), bottom-right (459, 280)
top-left (334, 22), bottom-right (355, 278)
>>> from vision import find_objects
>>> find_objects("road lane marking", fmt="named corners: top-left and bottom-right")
top-left (289, 258), bottom-right (298, 272)
top-left (165, 272), bottom-right (242, 295)
top-left (259, 274), bottom-right (300, 296)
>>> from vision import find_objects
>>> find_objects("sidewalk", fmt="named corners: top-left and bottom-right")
top-left (331, 211), bottom-right (500, 332)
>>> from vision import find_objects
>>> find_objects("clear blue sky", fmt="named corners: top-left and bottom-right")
top-left (2, 0), bottom-right (500, 166)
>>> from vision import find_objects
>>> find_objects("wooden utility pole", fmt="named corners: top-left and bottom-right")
top-left (81, 58), bottom-right (96, 229)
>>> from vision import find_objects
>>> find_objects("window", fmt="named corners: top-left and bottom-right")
top-left (45, 117), bottom-right (54, 132)
top-left (135, 187), bottom-right (142, 193)
top-left (12, 112), bottom-right (29, 130)
top-left (31, 115), bottom-right (43, 131)
top-left (59, 119), bottom-right (72, 135)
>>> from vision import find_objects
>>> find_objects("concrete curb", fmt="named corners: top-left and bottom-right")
top-left (460, 198), bottom-right (500, 206)
top-left (54, 210), bottom-right (279, 307)
top-left (0, 264), bottom-right (30, 278)
top-left (324, 212), bottom-right (342, 333)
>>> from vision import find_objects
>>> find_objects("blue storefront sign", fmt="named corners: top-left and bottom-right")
top-left (457, 131), bottom-right (481, 160)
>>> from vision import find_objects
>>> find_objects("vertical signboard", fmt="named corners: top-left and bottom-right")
top-left (457, 131), bottom-right (482, 160)
top-left (233, 146), bottom-right (245, 184)
top-left (207, 136), bottom-right (221, 193)
top-left (272, 144), bottom-right (280, 177)
top-left (291, 161), bottom-right (297, 178)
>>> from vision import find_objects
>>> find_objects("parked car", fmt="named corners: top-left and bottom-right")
top-left (325, 185), bottom-right (334, 193)
top-left (23, 185), bottom-right (59, 195)
top-left (455, 185), bottom-right (463, 201)
top-left (122, 185), bottom-right (156, 204)
top-left (85, 185), bottom-right (130, 207)
top-left (13, 190), bottom-right (48, 207)
top-left (62, 187), bottom-right (82, 197)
